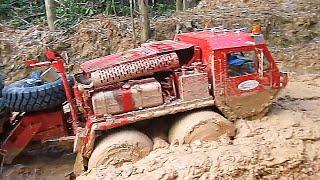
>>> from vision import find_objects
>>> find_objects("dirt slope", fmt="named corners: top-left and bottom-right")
top-left (1, 0), bottom-right (319, 82)
top-left (79, 74), bottom-right (320, 179)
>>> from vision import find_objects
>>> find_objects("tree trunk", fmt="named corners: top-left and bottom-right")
top-left (140, 0), bottom-right (150, 42)
top-left (111, 0), bottom-right (117, 16)
top-left (176, 0), bottom-right (183, 12)
top-left (183, 0), bottom-right (189, 10)
top-left (45, 0), bottom-right (56, 31)
top-left (130, 0), bottom-right (136, 41)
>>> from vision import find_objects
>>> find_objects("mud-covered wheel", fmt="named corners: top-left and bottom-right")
top-left (168, 110), bottom-right (236, 145)
top-left (88, 129), bottom-right (153, 170)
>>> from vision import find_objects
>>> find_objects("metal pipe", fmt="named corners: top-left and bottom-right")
top-left (53, 60), bottom-right (80, 135)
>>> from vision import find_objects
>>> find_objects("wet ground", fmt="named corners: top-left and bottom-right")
top-left (1, 147), bottom-right (75, 180)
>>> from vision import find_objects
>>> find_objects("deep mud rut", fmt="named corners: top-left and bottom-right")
top-left (77, 74), bottom-right (320, 179)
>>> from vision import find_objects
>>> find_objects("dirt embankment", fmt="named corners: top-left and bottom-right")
top-left (0, 17), bottom-right (138, 83)
top-left (79, 74), bottom-right (320, 179)
top-left (1, 0), bottom-right (319, 82)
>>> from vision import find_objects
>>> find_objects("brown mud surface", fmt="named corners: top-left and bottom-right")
top-left (1, 146), bottom-right (75, 180)
top-left (0, 0), bottom-right (319, 179)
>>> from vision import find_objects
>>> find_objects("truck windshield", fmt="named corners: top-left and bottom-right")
top-left (227, 51), bottom-right (256, 77)
top-left (227, 50), bottom-right (270, 77)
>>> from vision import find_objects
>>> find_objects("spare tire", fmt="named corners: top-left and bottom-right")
top-left (0, 74), bottom-right (4, 96)
top-left (2, 75), bottom-right (73, 112)
top-left (0, 98), bottom-right (6, 112)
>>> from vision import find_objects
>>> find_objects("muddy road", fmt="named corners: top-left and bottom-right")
top-left (1, 147), bottom-right (75, 180)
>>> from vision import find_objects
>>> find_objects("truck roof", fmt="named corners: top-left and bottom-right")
top-left (81, 31), bottom-right (265, 73)
top-left (176, 30), bottom-right (266, 50)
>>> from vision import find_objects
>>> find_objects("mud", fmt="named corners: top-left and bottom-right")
top-left (1, 146), bottom-right (75, 180)
top-left (88, 129), bottom-right (153, 170)
top-left (218, 89), bottom-right (280, 120)
top-left (79, 74), bottom-right (320, 179)
top-left (168, 110), bottom-right (235, 145)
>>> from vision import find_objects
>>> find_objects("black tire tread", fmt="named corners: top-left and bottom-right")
top-left (2, 76), bottom-right (73, 112)
top-left (0, 98), bottom-right (5, 111)
top-left (0, 74), bottom-right (4, 98)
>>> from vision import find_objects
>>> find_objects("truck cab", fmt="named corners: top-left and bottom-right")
top-left (175, 26), bottom-right (287, 118)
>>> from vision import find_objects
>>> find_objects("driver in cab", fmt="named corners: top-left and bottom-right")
top-left (227, 52), bottom-right (256, 77)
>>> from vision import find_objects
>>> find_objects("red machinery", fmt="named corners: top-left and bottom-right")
top-left (0, 25), bottom-right (287, 173)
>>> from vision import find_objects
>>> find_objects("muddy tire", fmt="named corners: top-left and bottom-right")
top-left (88, 129), bottom-right (153, 170)
top-left (168, 110), bottom-right (236, 145)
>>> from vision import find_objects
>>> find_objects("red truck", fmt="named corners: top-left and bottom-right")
top-left (0, 25), bottom-right (287, 173)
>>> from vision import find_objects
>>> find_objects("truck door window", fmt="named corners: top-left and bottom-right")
top-left (227, 51), bottom-right (257, 77)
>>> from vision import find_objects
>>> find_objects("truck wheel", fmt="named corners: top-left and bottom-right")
top-left (168, 110), bottom-right (236, 145)
top-left (2, 75), bottom-right (73, 112)
top-left (88, 129), bottom-right (153, 170)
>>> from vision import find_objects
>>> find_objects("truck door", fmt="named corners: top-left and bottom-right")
top-left (213, 46), bottom-right (281, 119)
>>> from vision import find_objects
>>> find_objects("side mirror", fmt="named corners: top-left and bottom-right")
top-left (280, 72), bottom-right (288, 87)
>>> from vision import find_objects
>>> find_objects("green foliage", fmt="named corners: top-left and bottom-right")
top-left (0, 0), bottom-right (176, 29)
top-left (0, 0), bottom-right (45, 28)
top-left (150, 2), bottom-right (175, 17)
top-left (0, 0), bottom-right (12, 19)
